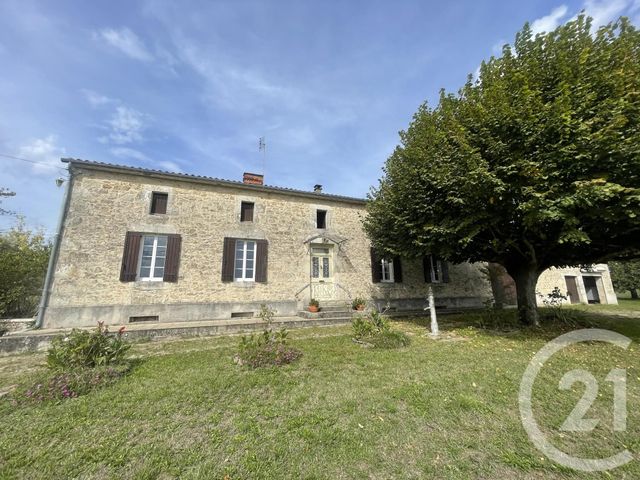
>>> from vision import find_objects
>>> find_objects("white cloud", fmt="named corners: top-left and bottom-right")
top-left (107, 106), bottom-right (147, 144)
top-left (82, 89), bottom-right (116, 107)
top-left (97, 27), bottom-right (153, 61)
top-left (110, 146), bottom-right (150, 162)
top-left (531, 5), bottom-right (569, 35)
top-left (18, 135), bottom-right (66, 174)
top-left (583, 0), bottom-right (630, 29)
top-left (157, 161), bottom-right (181, 172)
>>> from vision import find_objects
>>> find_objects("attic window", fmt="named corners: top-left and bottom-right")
top-left (316, 210), bottom-right (327, 229)
top-left (240, 202), bottom-right (254, 222)
top-left (150, 192), bottom-right (168, 214)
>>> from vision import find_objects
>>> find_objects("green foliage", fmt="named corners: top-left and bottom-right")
top-left (10, 364), bottom-right (132, 405)
top-left (47, 323), bottom-right (131, 370)
top-left (609, 260), bottom-right (640, 297)
top-left (352, 310), bottom-right (410, 348)
top-left (308, 298), bottom-right (319, 307)
top-left (351, 297), bottom-right (366, 309)
top-left (236, 328), bottom-right (302, 368)
top-left (0, 219), bottom-right (50, 318)
top-left (257, 303), bottom-right (276, 328)
top-left (364, 15), bottom-right (640, 325)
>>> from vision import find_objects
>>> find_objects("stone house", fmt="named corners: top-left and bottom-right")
top-left (536, 265), bottom-right (618, 306)
top-left (40, 159), bottom-right (492, 328)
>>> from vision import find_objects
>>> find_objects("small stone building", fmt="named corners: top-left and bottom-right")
top-left (41, 159), bottom-right (492, 328)
top-left (536, 265), bottom-right (618, 305)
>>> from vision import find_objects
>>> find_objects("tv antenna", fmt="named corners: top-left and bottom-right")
top-left (258, 136), bottom-right (266, 178)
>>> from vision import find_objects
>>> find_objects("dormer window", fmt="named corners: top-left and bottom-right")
top-left (316, 209), bottom-right (327, 229)
top-left (150, 192), bottom-right (168, 214)
top-left (240, 202), bottom-right (254, 222)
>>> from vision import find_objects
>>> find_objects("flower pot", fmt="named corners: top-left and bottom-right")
top-left (355, 305), bottom-right (365, 311)
top-left (308, 305), bottom-right (319, 313)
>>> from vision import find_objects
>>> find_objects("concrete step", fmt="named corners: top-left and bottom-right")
top-left (298, 310), bottom-right (353, 319)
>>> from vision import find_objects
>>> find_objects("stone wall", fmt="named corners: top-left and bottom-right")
top-left (44, 166), bottom-right (491, 327)
top-left (536, 265), bottom-right (618, 305)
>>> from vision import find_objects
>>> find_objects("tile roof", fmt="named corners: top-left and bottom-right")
top-left (61, 158), bottom-right (367, 205)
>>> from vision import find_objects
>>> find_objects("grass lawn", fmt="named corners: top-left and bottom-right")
top-left (1, 310), bottom-right (639, 479)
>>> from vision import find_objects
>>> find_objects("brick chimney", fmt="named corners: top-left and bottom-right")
top-left (243, 172), bottom-right (264, 185)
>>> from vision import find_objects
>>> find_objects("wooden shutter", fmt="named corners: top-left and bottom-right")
top-left (151, 192), bottom-right (168, 214)
top-left (370, 248), bottom-right (382, 283)
top-left (393, 256), bottom-right (403, 283)
top-left (241, 202), bottom-right (254, 222)
top-left (423, 256), bottom-right (432, 283)
top-left (255, 240), bottom-right (268, 283)
top-left (120, 232), bottom-right (142, 282)
top-left (442, 261), bottom-right (450, 283)
top-left (221, 237), bottom-right (236, 282)
top-left (163, 234), bottom-right (182, 282)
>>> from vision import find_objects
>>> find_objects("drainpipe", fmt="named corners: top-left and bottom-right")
top-left (35, 166), bottom-right (74, 329)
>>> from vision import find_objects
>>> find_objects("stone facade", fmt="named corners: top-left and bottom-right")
top-left (43, 160), bottom-right (492, 328)
top-left (536, 265), bottom-right (618, 306)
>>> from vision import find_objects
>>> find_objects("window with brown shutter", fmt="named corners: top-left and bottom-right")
top-left (370, 248), bottom-right (382, 283)
top-left (393, 256), bottom-right (403, 283)
top-left (120, 232), bottom-right (142, 282)
top-left (163, 234), bottom-right (182, 282)
top-left (423, 255), bottom-right (449, 283)
top-left (240, 202), bottom-right (254, 222)
top-left (151, 192), bottom-right (168, 214)
top-left (221, 237), bottom-right (237, 282)
top-left (255, 240), bottom-right (268, 283)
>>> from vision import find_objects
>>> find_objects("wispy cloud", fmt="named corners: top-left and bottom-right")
top-left (18, 135), bottom-right (66, 174)
top-left (583, 0), bottom-right (631, 28)
top-left (106, 106), bottom-right (147, 144)
top-left (110, 146), bottom-right (150, 162)
top-left (82, 89), bottom-right (116, 107)
top-left (96, 27), bottom-right (153, 61)
top-left (531, 5), bottom-right (569, 35)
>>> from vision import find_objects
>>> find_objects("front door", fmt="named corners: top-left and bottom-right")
top-left (564, 276), bottom-right (580, 304)
top-left (583, 276), bottom-right (601, 304)
top-left (310, 245), bottom-right (335, 301)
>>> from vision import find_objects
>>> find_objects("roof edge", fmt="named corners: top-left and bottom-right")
top-left (62, 158), bottom-right (367, 205)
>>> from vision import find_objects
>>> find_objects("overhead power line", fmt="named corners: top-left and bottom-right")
top-left (0, 153), bottom-right (68, 172)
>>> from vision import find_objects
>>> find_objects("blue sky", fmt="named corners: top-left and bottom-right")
top-left (1, 0), bottom-right (638, 235)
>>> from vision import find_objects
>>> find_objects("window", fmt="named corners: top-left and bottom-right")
top-left (316, 209), bottom-right (327, 229)
top-left (240, 201), bottom-right (254, 222)
top-left (427, 255), bottom-right (442, 283)
top-left (380, 258), bottom-right (394, 282)
top-left (150, 192), bottom-right (168, 214)
top-left (139, 235), bottom-right (168, 281)
top-left (234, 239), bottom-right (256, 281)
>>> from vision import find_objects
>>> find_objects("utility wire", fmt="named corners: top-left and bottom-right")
top-left (0, 153), bottom-right (68, 172)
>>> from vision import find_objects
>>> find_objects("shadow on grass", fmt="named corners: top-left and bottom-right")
top-left (397, 307), bottom-right (640, 343)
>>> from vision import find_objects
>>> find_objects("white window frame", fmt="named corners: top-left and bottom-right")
top-left (381, 258), bottom-right (394, 283)
top-left (138, 235), bottom-right (168, 282)
top-left (428, 255), bottom-right (443, 283)
top-left (234, 239), bottom-right (256, 282)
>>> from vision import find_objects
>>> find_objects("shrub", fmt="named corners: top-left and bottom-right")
top-left (368, 330), bottom-right (411, 349)
top-left (235, 328), bottom-right (302, 368)
top-left (9, 364), bottom-right (131, 405)
top-left (352, 297), bottom-right (366, 309)
top-left (47, 322), bottom-right (130, 370)
top-left (352, 310), bottom-right (409, 349)
top-left (0, 322), bottom-right (8, 337)
top-left (309, 298), bottom-right (319, 308)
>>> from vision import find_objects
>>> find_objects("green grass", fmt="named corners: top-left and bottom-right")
top-left (0, 310), bottom-right (639, 479)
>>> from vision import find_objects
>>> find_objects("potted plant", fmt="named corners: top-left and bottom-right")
top-left (308, 298), bottom-right (320, 313)
top-left (352, 297), bottom-right (366, 311)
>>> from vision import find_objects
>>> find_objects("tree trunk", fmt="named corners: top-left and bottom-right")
top-left (510, 265), bottom-right (541, 327)
top-left (631, 289), bottom-right (638, 300)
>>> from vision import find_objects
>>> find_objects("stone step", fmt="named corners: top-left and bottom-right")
top-left (297, 310), bottom-right (354, 320)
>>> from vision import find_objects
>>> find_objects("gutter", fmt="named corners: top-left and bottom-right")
top-left (35, 166), bottom-right (74, 329)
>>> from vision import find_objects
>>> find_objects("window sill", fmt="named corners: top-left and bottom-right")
top-left (233, 281), bottom-right (256, 288)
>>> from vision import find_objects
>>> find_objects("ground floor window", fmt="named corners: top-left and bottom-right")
top-left (139, 235), bottom-right (167, 281)
top-left (427, 255), bottom-right (443, 283)
top-left (381, 258), bottom-right (394, 282)
top-left (235, 239), bottom-right (256, 281)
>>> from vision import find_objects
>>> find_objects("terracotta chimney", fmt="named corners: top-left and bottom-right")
top-left (243, 172), bottom-right (264, 185)
top-left (313, 184), bottom-right (323, 193)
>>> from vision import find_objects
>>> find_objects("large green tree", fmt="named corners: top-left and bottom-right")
top-left (0, 219), bottom-right (50, 318)
top-left (364, 16), bottom-right (640, 326)
top-left (609, 260), bottom-right (640, 299)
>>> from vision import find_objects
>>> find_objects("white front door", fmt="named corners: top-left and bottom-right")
top-left (310, 245), bottom-right (335, 300)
